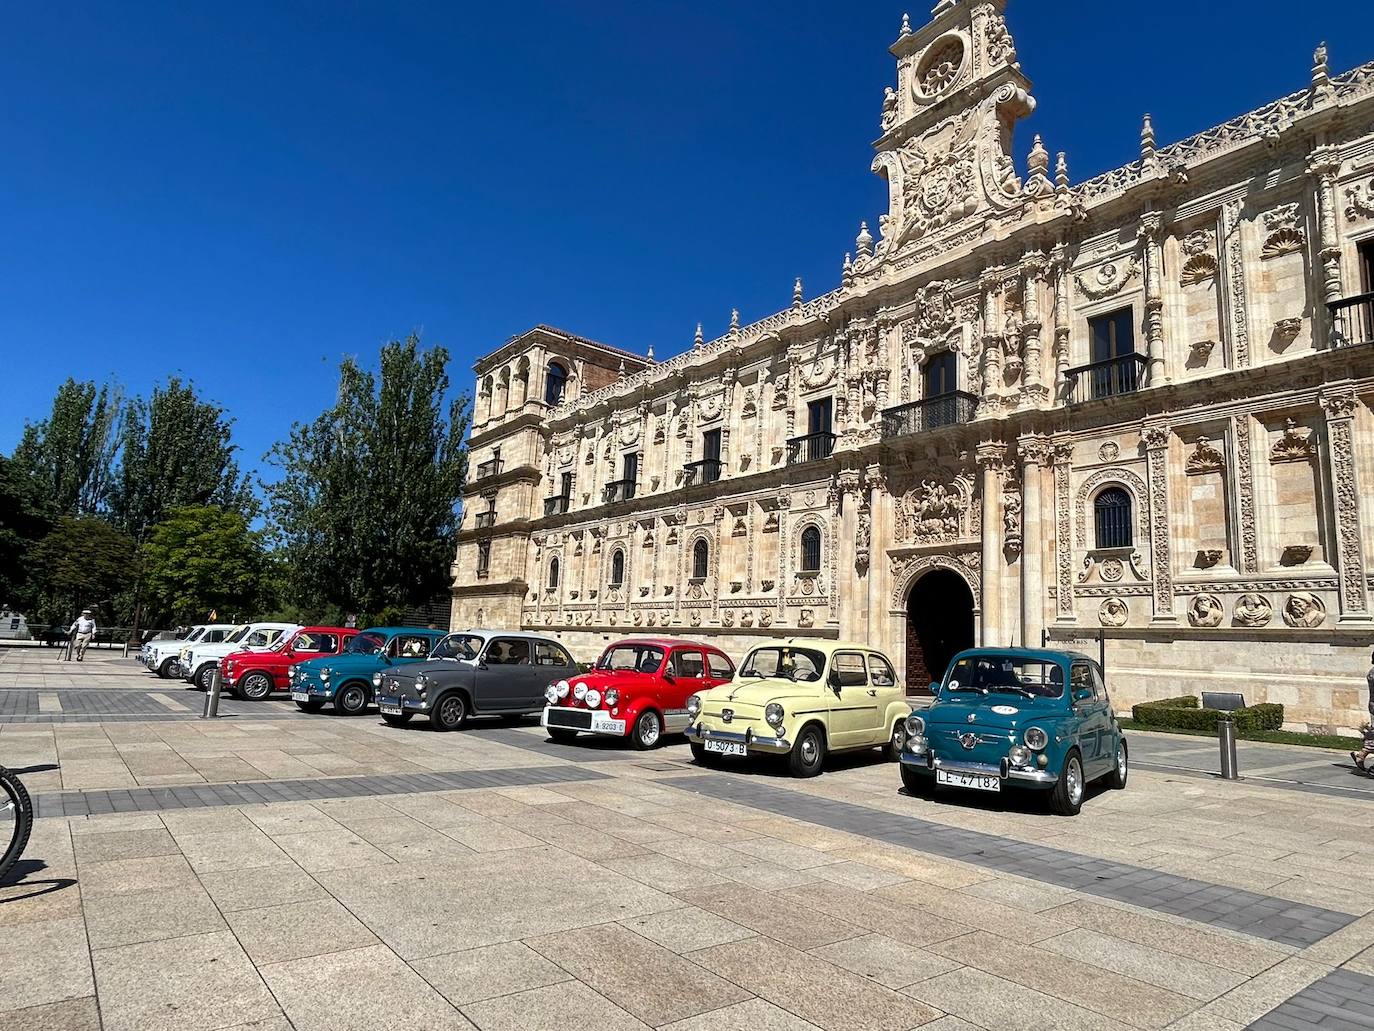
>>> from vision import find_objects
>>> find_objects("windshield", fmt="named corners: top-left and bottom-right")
top-left (433, 634), bottom-right (484, 660)
top-left (343, 632), bottom-right (385, 656)
top-left (945, 655), bottom-right (1065, 699)
top-left (270, 633), bottom-right (294, 652)
top-left (223, 625), bottom-right (250, 644)
top-left (740, 646), bottom-right (827, 683)
top-left (596, 644), bottom-right (664, 673)
top-left (186, 627), bottom-right (205, 642)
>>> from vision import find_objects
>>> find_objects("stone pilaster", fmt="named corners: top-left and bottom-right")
top-left (1142, 423), bottom-right (1177, 624)
top-left (1309, 147), bottom-right (1344, 311)
top-left (976, 441), bottom-right (1007, 646)
top-left (1231, 414), bottom-right (1259, 574)
top-left (1320, 392), bottom-right (1372, 625)
top-left (1050, 443), bottom-right (1077, 625)
top-left (864, 464), bottom-right (887, 644)
top-left (979, 271), bottom-right (1004, 412)
top-left (1052, 244), bottom-right (1072, 397)
top-left (1021, 252), bottom-right (1049, 406)
top-left (1018, 435), bottom-right (1051, 648)
top-left (1139, 213), bottom-right (1167, 384)
top-left (1220, 199), bottom-right (1251, 368)
top-left (836, 468), bottom-right (864, 638)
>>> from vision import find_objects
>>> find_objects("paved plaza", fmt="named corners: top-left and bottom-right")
top-left (3, 648), bottom-right (1374, 1030)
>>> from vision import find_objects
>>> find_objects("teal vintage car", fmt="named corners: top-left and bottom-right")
top-left (899, 648), bottom-right (1127, 816)
top-left (290, 626), bottom-right (447, 716)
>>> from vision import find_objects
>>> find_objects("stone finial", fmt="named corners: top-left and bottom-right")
top-left (646, 344), bottom-right (655, 363)
top-left (1055, 151), bottom-right (1070, 192)
top-left (793, 277), bottom-right (804, 306)
top-left (693, 322), bottom-right (704, 349)
top-left (1028, 135), bottom-right (1049, 177)
top-left (617, 358), bottom-right (626, 376)
top-left (855, 221), bottom-right (874, 259)
top-left (900, 13), bottom-right (912, 36)
top-left (842, 252), bottom-right (854, 287)
top-left (1140, 114), bottom-right (1156, 164)
top-left (729, 308), bottom-right (740, 333)
top-left (1312, 41), bottom-right (1332, 95)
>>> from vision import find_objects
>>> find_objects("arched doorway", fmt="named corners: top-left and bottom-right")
top-left (906, 568), bottom-right (975, 694)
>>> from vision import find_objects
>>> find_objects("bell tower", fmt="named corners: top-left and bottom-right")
top-left (867, 1), bottom-right (1035, 265)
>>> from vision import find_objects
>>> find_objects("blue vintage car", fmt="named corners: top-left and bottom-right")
top-left (290, 626), bottom-right (447, 716)
top-left (899, 647), bottom-right (1127, 816)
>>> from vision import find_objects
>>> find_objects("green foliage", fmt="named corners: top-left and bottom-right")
top-left (139, 506), bottom-right (269, 626)
top-left (0, 455), bottom-right (53, 605)
top-left (1131, 695), bottom-right (1285, 736)
top-left (27, 515), bottom-right (136, 625)
top-left (10, 378), bottom-right (120, 517)
top-left (109, 377), bottom-right (256, 535)
top-left (264, 336), bottom-right (469, 615)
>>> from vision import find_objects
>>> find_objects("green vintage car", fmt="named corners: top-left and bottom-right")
top-left (899, 647), bottom-right (1128, 816)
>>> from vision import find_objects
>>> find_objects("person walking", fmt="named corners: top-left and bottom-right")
top-left (69, 609), bottom-right (96, 661)
top-left (1353, 648), bottom-right (1374, 772)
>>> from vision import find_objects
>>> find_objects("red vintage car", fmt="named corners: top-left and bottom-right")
top-left (221, 626), bottom-right (358, 701)
top-left (540, 637), bottom-right (735, 749)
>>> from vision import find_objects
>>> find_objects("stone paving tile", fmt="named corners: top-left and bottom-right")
top-left (906, 966), bottom-right (1123, 1031)
top-left (657, 997), bottom-right (827, 1031)
top-left (778, 881), bottom-right (975, 949)
top-left (412, 940), bottom-right (573, 1006)
top-left (226, 898), bottom-right (380, 964)
top-left (260, 944), bottom-right (475, 1030)
top-left (460, 981), bottom-right (650, 1031)
top-left (197, 862), bottom-right (329, 912)
top-left (690, 935), bottom-right (941, 1031)
top-left (0, 995), bottom-right (102, 1031)
top-left (676, 882), bottom-right (867, 950)
top-left (528, 921), bottom-right (751, 1026)
top-left (1186, 957), bottom-right (1332, 1026)
top-left (82, 883), bottom-right (227, 949)
top-left (1036, 927), bottom-right (1249, 1001)
top-left (0, 917), bottom-right (95, 1012)
top-left (1247, 967), bottom-right (1374, 1029)
top-left (621, 907), bottom-right (757, 953)
top-left (809, 932), bottom-right (960, 990)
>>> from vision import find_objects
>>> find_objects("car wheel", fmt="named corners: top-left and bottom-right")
top-left (334, 683), bottom-right (368, 716)
top-left (900, 763), bottom-right (932, 798)
top-left (1108, 738), bottom-right (1129, 790)
top-left (547, 728), bottom-right (579, 744)
top-left (237, 672), bottom-right (273, 701)
top-left (196, 665), bottom-right (216, 691)
top-left (156, 659), bottom-right (174, 679)
top-left (630, 710), bottom-right (662, 750)
top-left (1050, 749), bottom-right (1085, 816)
top-left (884, 721), bottom-right (907, 761)
top-left (382, 713), bottom-right (413, 727)
top-left (787, 725), bottom-right (826, 778)
top-left (295, 699), bottom-right (324, 713)
top-left (429, 692), bottom-right (467, 731)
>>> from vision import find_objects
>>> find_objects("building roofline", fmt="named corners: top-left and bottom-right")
top-left (474, 324), bottom-right (651, 374)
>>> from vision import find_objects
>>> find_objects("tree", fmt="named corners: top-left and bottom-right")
top-left (264, 336), bottom-right (469, 615)
top-left (0, 455), bottom-right (53, 607)
top-left (140, 506), bottom-right (268, 626)
top-left (27, 516), bottom-right (135, 626)
top-left (109, 378), bottom-right (256, 534)
top-left (10, 378), bottom-right (120, 517)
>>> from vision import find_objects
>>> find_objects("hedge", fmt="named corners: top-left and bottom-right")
top-left (1131, 694), bottom-right (1284, 736)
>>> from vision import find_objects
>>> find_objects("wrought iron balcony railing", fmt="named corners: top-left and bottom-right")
top-left (1065, 353), bottom-right (1149, 404)
top-left (881, 391), bottom-right (979, 439)
top-left (683, 459), bottom-right (723, 486)
top-left (474, 511), bottom-right (496, 529)
top-left (544, 495), bottom-right (570, 517)
top-left (786, 432), bottom-right (836, 465)
top-left (1330, 291), bottom-right (1374, 349)
top-left (603, 479), bottom-right (637, 503)
top-left (475, 458), bottom-right (504, 479)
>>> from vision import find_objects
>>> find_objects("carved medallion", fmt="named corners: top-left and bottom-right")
top-left (1233, 593), bottom-right (1273, 628)
top-left (1282, 592), bottom-right (1326, 628)
top-left (1187, 594), bottom-right (1224, 628)
top-left (1098, 442), bottom-right (1120, 463)
top-left (1098, 597), bottom-right (1129, 627)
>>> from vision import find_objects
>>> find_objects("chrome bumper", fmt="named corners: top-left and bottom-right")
top-left (685, 723), bottom-right (792, 754)
top-left (899, 751), bottom-right (1058, 787)
top-left (375, 693), bottom-right (427, 710)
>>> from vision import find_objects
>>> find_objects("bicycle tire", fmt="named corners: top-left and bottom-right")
top-left (0, 766), bottom-right (34, 884)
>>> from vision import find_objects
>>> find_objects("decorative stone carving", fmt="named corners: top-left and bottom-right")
top-left (1142, 424), bottom-right (1175, 622)
top-left (1188, 594), bottom-right (1224, 628)
top-left (1001, 484), bottom-right (1022, 557)
top-left (1281, 544), bottom-right (1314, 565)
top-left (761, 579), bottom-right (776, 593)
top-left (741, 388), bottom-right (757, 418)
top-left (881, 86), bottom-right (898, 132)
top-left (1179, 228), bottom-right (1219, 286)
top-left (800, 355), bottom-right (837, 390)
top-left (653, 417), bottom-right (666, 444)
top-left (1190, 339), bottom-right (1216, 361)
top-left (1260, 203), bottom-right (1306, 258)
top-left (1321, 392), bottom-right (1370, 619)
top-left (1232, 415), bottom-right (1258, 573)
top-left (698, 393), bottom-right (724, 423)
top-left (1233, 593), bottom-right (1273, 627)
top-left (1098, 442), bottom-right (1119, 463)
top-left (1270, 419), bottom-right (1317, 462)
top-left (1272, 318), bottom-right (1302, 348)
top-left (1098, 597), bottom-right (1129, 627)
top-left (1100, 558), bottom-right (1125, 582)
top-left (898, 480), bottom-right (964, 542)
top-left (1221, 200), bottom-right (1251, 368)
top-left (763, 512), bottom-right (779, 533)
top-left (1074, 257), bottom-right (1141, 300)
top-left (1185, 435), bottom-right (1224, 475)
top-left (1195, 549), bottom-right (1223, 568)
top-left (1283, 592), bottom-right (1326, 628)
top-left (798, 609), bottom-right (815, 629)
top-left (1345, 175), bottom-right (1374, 221)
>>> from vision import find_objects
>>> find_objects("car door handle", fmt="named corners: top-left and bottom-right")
top-left (866, 689), bottom-right (877, 697)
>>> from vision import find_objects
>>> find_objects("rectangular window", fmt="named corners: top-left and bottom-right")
top-left (807, 397), bottom-right (833, 436)
top-left (393, 635), bottom-right (432, 659)
top-left (1360, 240), bottom-right (1374, 293)
top-left (559, 471), bottom-right (572, 498)
top-left (923, 352), bottom-right (957, 398)
top-left (485, 638), bottom-right (531, 665)
top-left (673, 649), bottom-right (705, 678)
top-left (868, 654), bottom-right (897, 687)
top-left (476, 540), bottom-right (491, 576)
top-left (707, 653), bottom-right (735, 679)
top-left (534, 641), bottom-right (573, 667)
top-left (702, 429), bottom-right (721, 462)
top-left (832, 652), bottom-right (869, 688)
top-left (1089, 308), bottom-right (1136, 363)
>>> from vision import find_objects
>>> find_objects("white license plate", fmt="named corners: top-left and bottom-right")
top-left (936, 769), bottom-right (1001, 792)
top-left (704, 739), bottom-right (746, 757)
top-left (291, 691), bottom-right (309, 702)
top-left (589, 715), bottom-right (625, 734)
top-left (379, 705), bottom-right (402, 715)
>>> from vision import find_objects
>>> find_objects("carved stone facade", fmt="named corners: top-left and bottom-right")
top-left (454, 2), bottom-right (1374, 732)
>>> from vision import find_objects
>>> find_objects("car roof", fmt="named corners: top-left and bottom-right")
top-left (298, 625), bottom-right (358, 634)
top-left (950, 646), bottom-right (1094, 663)
top-left (360, 626), bottom-right (446, 636)
top-left (604, 637), bottom-right (727, 651)
top-left (452, 629), bottom-right (572, 644)
top-left (746, 638), bottom-right (889, 654)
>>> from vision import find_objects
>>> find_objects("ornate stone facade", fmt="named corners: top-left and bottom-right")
top-left (454, 2), bottom-right (1374, 731)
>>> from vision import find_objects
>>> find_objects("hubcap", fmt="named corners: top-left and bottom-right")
top-left (638, 713), bottom-right (660, 746)
top-left (801, 735), bottom-right (819, 765)
top-left (344, 688), bottom-right (363, 710)
top-left (1117, 745), bottom-right (1128, 779)
top-left (892, 725), bottom-right (905, 751)
top-left (199, 668), bottom-right (213, 689)
top-left (247, 675), bottom-right (268, 698)
top-left (1067, 758), bottom-right (1083, 804)
top-left (441, 697), bottom-right (464, 725)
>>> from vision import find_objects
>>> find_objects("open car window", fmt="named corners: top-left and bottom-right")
top-left (832, 652), bottom-right (868, 688)
top-left (945, 655), bottom-right (1064, 698)
top-left (394, 635), bottom-right (433, 659)
top-left (534, 641), bottom-right (574, 667)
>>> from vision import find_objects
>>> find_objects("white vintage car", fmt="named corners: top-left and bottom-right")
top-left (181, 622), bottom-right (297, 690)
top-left (141, 624), bottom-right (236, 678)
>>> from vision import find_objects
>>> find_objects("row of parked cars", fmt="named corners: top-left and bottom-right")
top-left (139, 622), bottom-right (1128, 815)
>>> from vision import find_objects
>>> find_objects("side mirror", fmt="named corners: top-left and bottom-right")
top-left (928, 681), bottom-right (941, 696)
top-left (1073, 687), bottom-right (1093, 703)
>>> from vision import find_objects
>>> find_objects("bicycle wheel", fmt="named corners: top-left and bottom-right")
top-left (0, 766), bottom-right (34, 884)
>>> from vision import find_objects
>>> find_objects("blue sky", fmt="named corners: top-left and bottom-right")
top-left (3, 1), bottom-right (1372, 479)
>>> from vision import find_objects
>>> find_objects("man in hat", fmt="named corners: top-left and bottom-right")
top-left (69, 609), bottom-right (97, 661)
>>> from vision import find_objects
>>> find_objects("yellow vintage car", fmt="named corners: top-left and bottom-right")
top-left (684, 639), bottom-right (912, 777)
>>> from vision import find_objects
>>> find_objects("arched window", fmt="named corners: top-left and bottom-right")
top-left (610, 549), bottom-right (625, 586)
top-left (692, 538), bottom-right (709, 580)
top-left (545, 361), bottom-right (568, 405)
top-left (800, 526), bottom-right (822, 572)
top-left (1094, 488), bottom-right (1133, 549)
top-left (547, 557), bottom-right (560, 590)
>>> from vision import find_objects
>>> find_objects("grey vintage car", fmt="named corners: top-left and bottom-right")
top-left (372, 629), bottom-right (581, 730)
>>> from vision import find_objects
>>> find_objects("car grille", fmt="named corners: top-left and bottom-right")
top-left (546, 708), bottom-right (594, 730)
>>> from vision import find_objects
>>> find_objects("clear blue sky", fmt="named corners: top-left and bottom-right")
top-left (3, 1), bottom-right (1372, 479)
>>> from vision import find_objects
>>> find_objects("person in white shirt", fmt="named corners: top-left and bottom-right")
top-left (69, 609), bottom-right (96, 661)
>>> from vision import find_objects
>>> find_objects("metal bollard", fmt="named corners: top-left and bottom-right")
top-left (1218, 717), bottom-right (1239, 780)
top-left (201, 668), bottom-right (223, 719)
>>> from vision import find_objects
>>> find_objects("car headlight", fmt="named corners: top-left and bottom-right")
top-left (686, 693), bottom-right (702, 717)
top-left (765, 702), bottom-right (785, 728)
top-left (1009, 744), bottom-right (1031, 767)
top-left (1024, 727), bottom-right (1049, 751)
top-left (288, 665), bottom-right (298, 680)
top-left (417, 673), bottom-right (429, 688)
top-left (604, 688), bottom-right (619, 706)
top-left (545, 684), bottom-right (559, 704)
top-left (320, 667), bottom-right (332, 681)
top-left (573, 682), bottom-right (588, 701)
top-left (556, 680), bottom-right (570, 699)
top-left (585, 688), bottom-right (602, 708)
top-left (372, 672), bottom-right (383, 686)
top-left (905, 713), bottom-right (926, 737)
